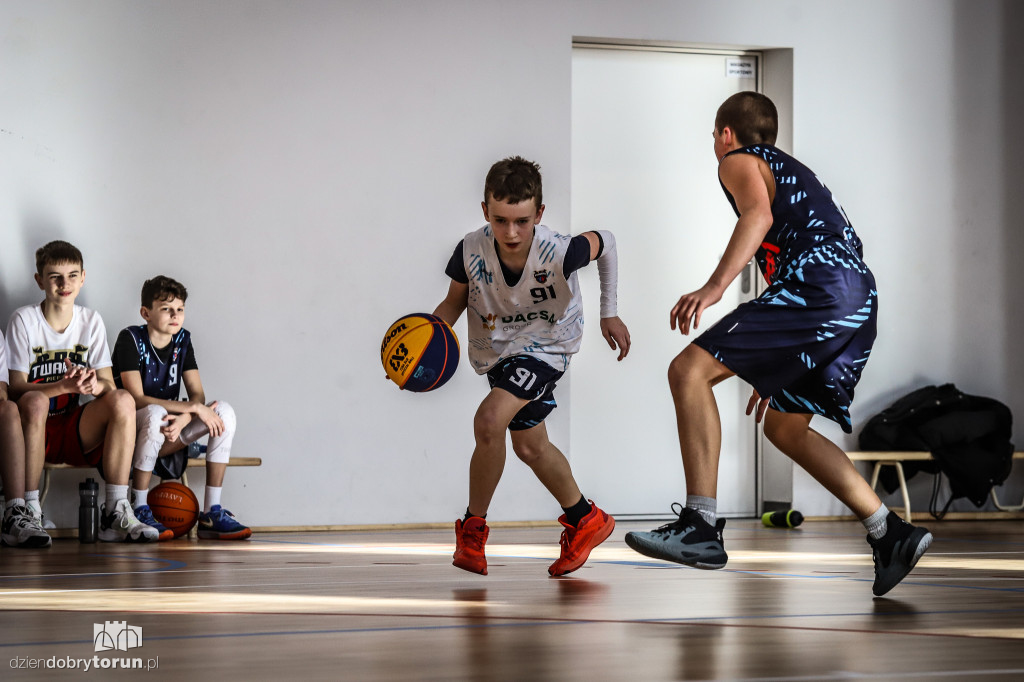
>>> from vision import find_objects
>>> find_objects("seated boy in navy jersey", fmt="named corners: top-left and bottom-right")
top-left (113, 276), bottom-right (251, 540)
top-left (624, 92), bottom-right (931, 596)
top-left (433, 156), bottom-right (631, 576)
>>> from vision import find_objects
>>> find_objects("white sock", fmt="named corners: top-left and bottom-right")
top-left (863, 504), bottom-right (890, 540)
top-left (5, 498), bottom-right (25, 511)
top-left (687, 495), bottom-right (717, 526)
top-left (133, 488), bottom-right (149, 507)
top-left (25, 493), bottom-right (41, 517)
top-left (106, 484), bottom-right (129, 509)
top-left (205, 486), bottom-right (222, 512)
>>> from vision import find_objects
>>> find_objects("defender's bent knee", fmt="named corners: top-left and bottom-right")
top-left (668, 345), bottom-right (723, 391)
top-left (762, 411), bottom-right (811, 451)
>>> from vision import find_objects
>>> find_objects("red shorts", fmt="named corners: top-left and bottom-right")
top-left (44, 405), bottom-right (103, 467)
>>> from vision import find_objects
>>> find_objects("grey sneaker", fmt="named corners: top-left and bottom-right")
top-left (867, 511), bottom-right (932, 596)
top-left (99, 499), bottom-right (159, 543)
top-left (1, 504), bottom-right (52, 548)
top-left (624, 503), bottom-right (728, 569)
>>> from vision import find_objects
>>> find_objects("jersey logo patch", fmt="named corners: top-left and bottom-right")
top-left (533, 270), bottom-right (551, 284)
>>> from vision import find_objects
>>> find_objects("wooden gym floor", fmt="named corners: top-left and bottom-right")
top-left (1, 519), bottom-right (1023, 681)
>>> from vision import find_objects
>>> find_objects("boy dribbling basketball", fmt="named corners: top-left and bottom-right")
top-left (623, 92), bottom-right (932, 595)
top-left (433, 156), bottom-right (630, 576)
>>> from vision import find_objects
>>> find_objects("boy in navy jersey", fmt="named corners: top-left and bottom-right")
top-left (433, 156), bottom-right (630, 576)
top-left (624, 92), bottom-right (932, 596)
top-left (6, 240), bottom-right (158, 543)
top-left (113, 276), bottom-right (250, 540)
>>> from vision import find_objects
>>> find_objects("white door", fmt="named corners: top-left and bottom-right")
top-left (569, 45), bottom-right (760, 518)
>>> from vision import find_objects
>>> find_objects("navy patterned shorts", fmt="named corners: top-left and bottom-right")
top-left (487, 355), bottom-right (564, 431)
top-left (694, 243), bottom-right (877, 433)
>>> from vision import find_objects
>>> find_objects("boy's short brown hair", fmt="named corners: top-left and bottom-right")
top-left (141, 275), bottom-right (188, 308)
top-left (484, 156), bottom-right (543, 210)
top-left (716, 91), bottom-right (778, 147)
top-left (35, 240), bottom-right (83, 275)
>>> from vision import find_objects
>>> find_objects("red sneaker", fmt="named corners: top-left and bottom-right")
top-left (453, 516), bottom-right (489, 575)
top-left (548, 502), bottom-right (614, 576)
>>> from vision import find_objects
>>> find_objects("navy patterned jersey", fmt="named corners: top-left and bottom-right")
top-left (721, 144), bottom-right (866, 284)
top-left (697, 144), bottom-right (878, 433)
top-left (112, 325), bottom-right (193, 401)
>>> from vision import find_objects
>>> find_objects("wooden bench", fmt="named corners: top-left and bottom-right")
top-left (846, 451), bottom-right (1024, 522)
top-left (39, 456), bottom-right (263, 506)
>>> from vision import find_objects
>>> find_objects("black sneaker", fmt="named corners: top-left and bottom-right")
top-left (867, 511), bottom-right (932, 596)
top-left (624, 503), bottom-right (728, 569)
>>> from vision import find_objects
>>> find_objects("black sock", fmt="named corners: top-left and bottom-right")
top-left (562, 496), bottom-right (592, 527)
top-left (464, 508), bottom-right (485, 522)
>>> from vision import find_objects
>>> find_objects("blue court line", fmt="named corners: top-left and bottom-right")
top-left (6, 603), bottom-right (1024, 650)
top-left (0, 620), bottom-right (572, 649)
top-left (0, 555), bottom-right (187, 582)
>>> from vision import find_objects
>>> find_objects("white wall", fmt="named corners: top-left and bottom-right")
top-left (2, 0), bottom-right (1020, 526)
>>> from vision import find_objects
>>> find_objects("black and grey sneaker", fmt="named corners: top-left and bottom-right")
top-left (1, 504), bottom-right (52, 548)
top-left (867, 511), bottom-right (932, 596)
top-left (624, 503), bottom-right (727, 569)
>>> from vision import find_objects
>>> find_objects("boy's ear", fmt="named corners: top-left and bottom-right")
top-left (34, 273), bottom-right (44, 290)
top-left (140, 306), bottom-right (151, 322)
top-left (481, 200), bottom-right (490, 222)
top-left (534, 204), bottom-right (545, 224)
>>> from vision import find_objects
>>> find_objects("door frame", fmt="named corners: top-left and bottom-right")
top-left (570, 38), bottom-right (794, 518)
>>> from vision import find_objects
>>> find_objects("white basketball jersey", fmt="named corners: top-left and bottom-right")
top-left (463, 224), bottom-right (584, 373)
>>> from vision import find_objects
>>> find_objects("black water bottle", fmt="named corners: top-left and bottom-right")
top-left (761, 509), bottom-right (804, 528)
top-left (78, 478), bottom-right (99, 543)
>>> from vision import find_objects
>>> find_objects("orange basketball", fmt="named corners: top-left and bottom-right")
top-left (149, 481), bottom-right (200, 538)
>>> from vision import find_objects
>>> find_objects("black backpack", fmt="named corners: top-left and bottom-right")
top-left (858, 383), bottom-right (1014, 518)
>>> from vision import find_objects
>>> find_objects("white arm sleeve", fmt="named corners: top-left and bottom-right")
top-left (594, 230), bottom-right (618, 318)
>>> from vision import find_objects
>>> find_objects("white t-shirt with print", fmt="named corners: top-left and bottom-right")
top-left (6, 304), bottom-right (112, 417)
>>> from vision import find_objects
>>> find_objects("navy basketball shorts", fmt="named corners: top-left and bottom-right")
top-left (486, 355), bottom-right (565, 431)
top-left (694, 255), bottom-right (878, 433)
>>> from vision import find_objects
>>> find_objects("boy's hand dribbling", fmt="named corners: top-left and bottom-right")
top-left (600, 316), bottom-right (631, 361)
top-left (670, 283), bottom-right (723, 335)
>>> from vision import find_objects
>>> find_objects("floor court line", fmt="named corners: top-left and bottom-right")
top-left (6, 558), bottom-right (1024, 595)
top-left (5, 604), bottom-right (1023, 651)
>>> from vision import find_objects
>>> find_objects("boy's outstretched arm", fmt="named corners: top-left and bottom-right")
top-left (671, 153), bottom-right (774, 335)
top-left (583, 230), bottom-right (630, 361)
top-left (433, 280), bottom-right (468, 328)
